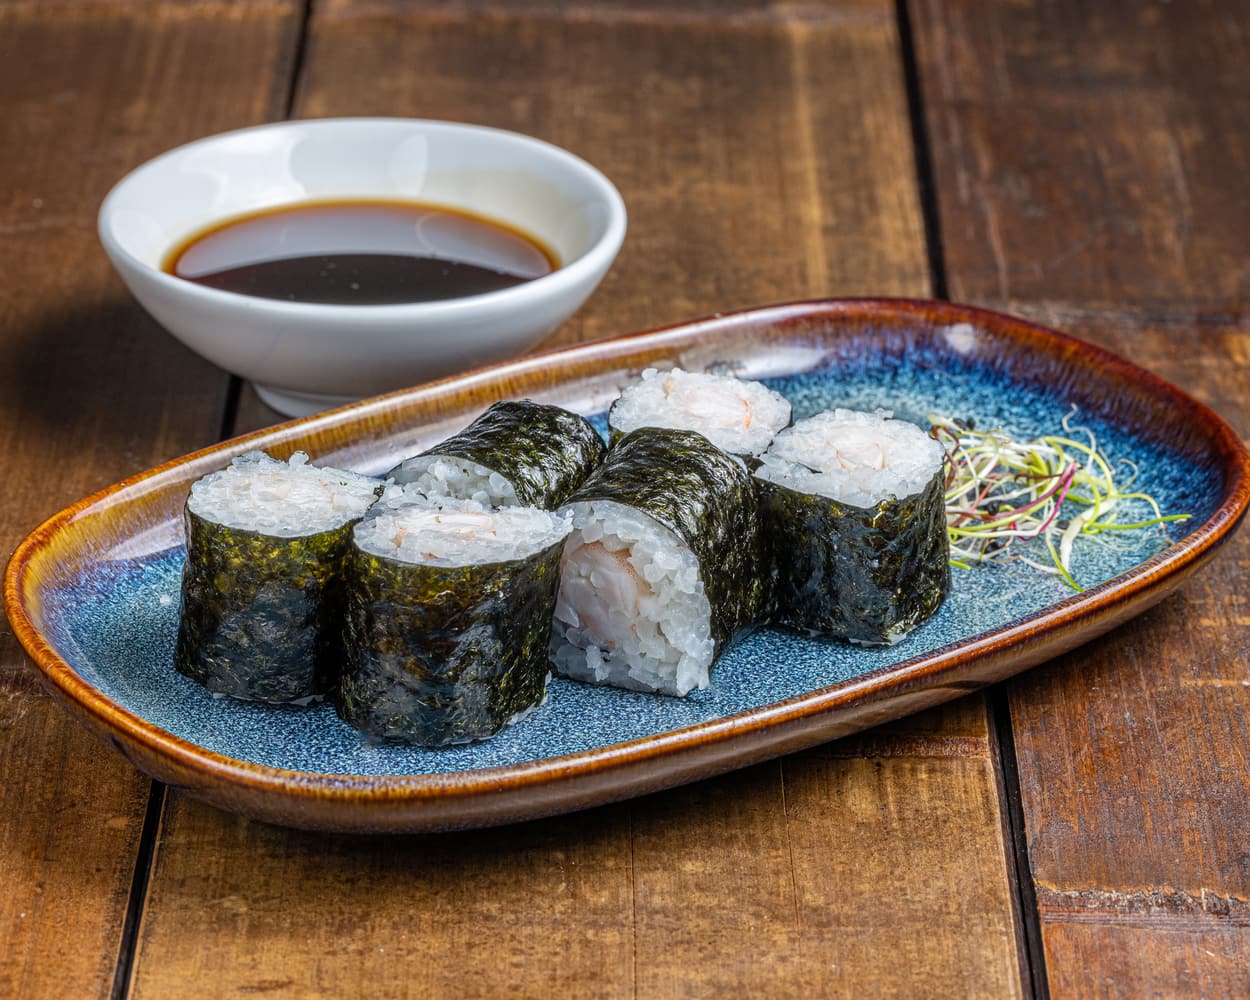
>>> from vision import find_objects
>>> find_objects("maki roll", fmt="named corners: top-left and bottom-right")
top-left (550, 427), bottom-right (766, 697)
top-left (608, 367), bottom-right (791, 459)
top-left (175, 451), bottom-right (383, 702)
top-left (387, 400), bottom-right (606, 509)
top-left (755, 409), bottom-right (949, 644)
top-left (338, 497), bottom-right (571, 745)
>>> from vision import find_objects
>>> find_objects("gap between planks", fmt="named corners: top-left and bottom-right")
top-left (895, 0), bottom-right (1046, 994)
top-left (108, 784), bottom-right (167, 1000)
top-left (106, 2), bottom-right (314, 997)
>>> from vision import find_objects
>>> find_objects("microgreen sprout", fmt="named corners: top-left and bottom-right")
top-left (929, 407), bottom-right (1189, 590)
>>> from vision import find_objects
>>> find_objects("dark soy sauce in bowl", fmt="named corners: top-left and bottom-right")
top-left (163, 200), bottom-right (558, 305)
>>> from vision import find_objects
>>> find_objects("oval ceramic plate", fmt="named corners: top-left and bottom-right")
top-left (7, 300), bottom-right (1249, 833)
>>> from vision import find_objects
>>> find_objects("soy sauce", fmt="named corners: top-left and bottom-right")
top-left (163, 200), bottom-right (558, 304)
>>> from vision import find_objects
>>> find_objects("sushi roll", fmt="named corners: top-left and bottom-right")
top-left (754, 409), bottom-right (949, 644)
top-left (607, 367), bottom-right (791, 459)
top-left (387, 400), bottom-right (606, 509)
top-left (175, 451), bottom-right (383, 702)
top-left (550, 427), bottom-right (767, 697)
top-left (337, 496), bottom-right (571, 745)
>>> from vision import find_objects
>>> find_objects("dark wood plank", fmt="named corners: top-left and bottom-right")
top-left (0, 2), bottom-right (300, 996)
top-left (911, 0), bottom-right (1250, 987)
top-left (779, 754), bottom-right (1022, 997)
top-left (233, 0), bottom-right (928, 426)
top-left (293, 0), bottom-right (929, 348)
top-left (1043, 923), bottom-right (1250, 999)
top-left (133, 751), bottom-right (1022, 1000)
top-left (131, 3), bottom-right (1025, 997)
top-left (630, 752), bottom-right (1020, 998)
top-left (231, 1), bottom-right (931, 419)
top-left (912, 0), bottom-right (1250, 309)
top-left (132, 793), bottom-right (638, 1000)
top-left (1003, 304), bottom-right (1250, 913)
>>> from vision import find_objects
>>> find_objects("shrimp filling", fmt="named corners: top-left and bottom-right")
top-left (551, 499), bottom-right (714, 697)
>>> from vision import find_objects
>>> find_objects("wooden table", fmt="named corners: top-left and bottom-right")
top-left (3, 1), bottom-right (1247, 996)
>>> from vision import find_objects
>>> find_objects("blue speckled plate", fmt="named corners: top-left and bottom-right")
top-left (8, 300), bottom-right (1249, 832)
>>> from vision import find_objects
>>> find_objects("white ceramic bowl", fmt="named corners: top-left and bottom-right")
top-left (98, 118), bottom-right (627, 416)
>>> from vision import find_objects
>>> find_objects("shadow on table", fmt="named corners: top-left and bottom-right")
top-left (0, 299), bottom-right (229, 462)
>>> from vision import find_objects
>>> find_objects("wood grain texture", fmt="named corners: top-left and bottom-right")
top-left (911, 0), bottom-right (1250, 988)
top-left (232, 1), bottom-right (926, 431)
top-left (912, 0), bottom-right (1250, 309)
top-left (232, 0), bottom-right (926, 423)
top-left (313, 0), bottom-right (897, 28)
top-left (131, 753), bottom-right (1021, 1000)
top-left (0, 2), bottom-right (299, 997)
top-left (294, 0), bottom-right (929, 343)
top-left (131, 2), bottom-right (1024, 997)
top-left (1003, 306), bottom-right (1250, 902)
top-left (779, 754), bottom-right (1021, 997)
top-left (132, 793), bottom-right (637, 999)
top-left (1042, 923), bottom-right (1250, 1000)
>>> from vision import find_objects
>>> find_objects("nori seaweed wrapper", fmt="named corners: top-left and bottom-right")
top-left (562, 426), bottom-right (767, 655)
top-left (336, 536), bottom-right (564, 746)
top-left (758, 468), bottom-right (950, 644)
top-left (388, 400), bottom-right (606, 509)
top-left (174, 510), bottom-right (363, 702)
top-left (605, 427), bottom-right (777, 476)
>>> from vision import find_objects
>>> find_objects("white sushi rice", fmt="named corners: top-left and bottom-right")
top-left (388, 455), bottom-right (520, 507)
top-left (187, 451), bottom-right (381, 537)
top-left (355, 496), bottom-right (570, 567)
top-left (609, 367), bottom-right (791, 457)
top-left (754, 409), bottom-right (944, 508)
top-left (550, 499), bottom-right (714, 697)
